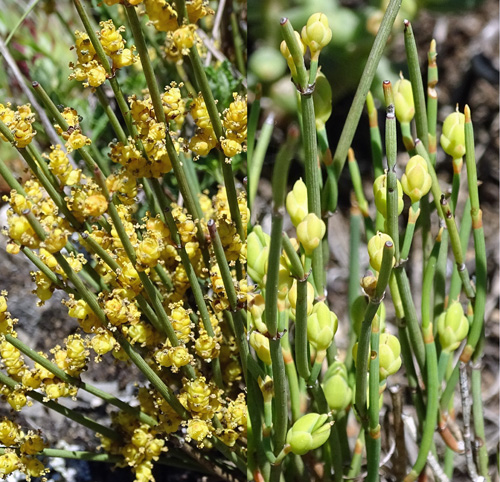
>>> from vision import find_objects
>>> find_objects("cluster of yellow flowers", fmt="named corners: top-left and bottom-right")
top-left (0, 418), bottom-right (48, 479)
top-left (69, 20), bottom-right (137, 88)
top-left (0, 0), bottom-right (247, 479)
top-left (0, 104), bottom-right (36, 149)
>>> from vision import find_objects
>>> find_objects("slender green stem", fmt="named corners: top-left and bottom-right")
top-left (345, 203), bottom-right (362, 372)
top-left (348, 148), bottom-right (371, 222)
top-left (355, 241), bottom-right (394, 423)
top-left (332, 0), bottom-right (402, 182)
top-left (366, 90), bottom-right (383, 238)
top-left (247, 86), bottom-right (261, 165)
top-left (400, 202), bottom-right (420, 260)
top-left (282, 317), bottom-right (301, 422)
top-left (294, 273), bottom-right (310, 381)
top-left (448, 197), bottom-right (472, 302)
top-left (367, 314), bottom-right (381, 482)
top-left (280, 18), bottom-right (324, 295)
top-left (400, 122), bottom-right (416, 154)
top-left (405, 240), bottom-right (440, 481)
top-left (460, 105), bottom-right (487, 363)
top-left (432, 229), bottom-right (448, 328)
top-left (383, 81), bottom-right (400, 262)
top-left (95, 86), bottom-right (128, 146)
top-left (440, 197), bottom-right (475, 300)
top-left (404, 20), bottom-right (428, 151)
top-left (427, 39), bottom-right (438, 166)
top-left (249, 113), bottom-right (274, 209)
top-left (394, 268), bottom-right (426, 373)
top-left (347, 430), bottom-right (365, 479)
top-left (230, 11), bottom-right (246, 75)
top-left (5, 0), bottom-right (42, 46)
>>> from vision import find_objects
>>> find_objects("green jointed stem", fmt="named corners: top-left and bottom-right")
top-left (400, 122), bottom-right (416, 154)
top-left (247, 86), bottom-right (261, 165)
top-left (345, 203), bottom-right (362, 372)
top-left (294, 274), bottom-right (310, 381)
top-left (404, 20), bottom-right (428, 151)
top-left (405, 240), bottom-right (440, 481)
top-left (348, 149), bottom-right (370, 220)
top-left (230, 11), bottom-right (246, 76)
top-left (400, 202), bottom-right (420, 260)
top-left (367, 314), bottom-right (381, 482)
top-left (383, 82), bottom-right (400, 262)
top-left (440, 197), bottom-right (475, 300)
top-left (427, 39), bottom-right (438, 166)
top-left (282, 318), bottom-right (301, 422)
top-left (5, 0), bottom-right (41, 46)
top-left (347, 429), bottom-right (365, 479)
top-left (249, 114), bottom-right (274, 209)
top-left (366, 92), bottom-right (384, 180)
top-left (433, 229), bottom-right (449, 326)
top-left (460, 105), bottom-right (487, 363)
top-left (394, 268), bottom-right (426, 373)
top-left (332, 0), bottom-right (401, 182)
top-left (280, 18), bottom-right (324, 295)
top-left (0, 372), bottom-right (119, 440)
top-left (95, 86), bottom-right (128, 146)
top-left (449, 197), bottom-right (472, 302)
top-left (355, 240), bottom-right (394, 424)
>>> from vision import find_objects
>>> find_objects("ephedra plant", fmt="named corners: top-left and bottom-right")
top-left (0, 1), bottom-right (247, 481)
top-left (247, 2), bottom-right (493, 481)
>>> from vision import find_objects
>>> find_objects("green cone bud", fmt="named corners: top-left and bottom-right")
top-left (248, 294), bottom-right (267, 334)
top-left (288, 280), bottom-right (314, 314)
top-left (286, 413), bottom-right (332, 455)
top-left (301, 13), bottom-right (332, 59)
top-left (437, 302), bottom-right (469, 353)
top-left (247, 227), bottom-right (269, 284)
top-left (393, 78), bottom-right (415, 123)
top-left (440, 110), bottom-right (466, 160)
top-left (307, 302), bottom-right (338, 352)
top-left (286, 179), bottom-right (308, 227)
top-left (278, 263), bottom-right (293, 300)
top-left (379, 333), bottom-right (402, 379)
top-left (296, 213), bottom-right (326, 255)
top-left (367, 232), bottom-right (395, 272)
top-left (249, 332), bottom-right (271, 365)
top-left (323, 361), bottom-right (352, 411)
top-left (401, 154), bottom-right (432, 203)
top-left (313, 73), bottom-right (333, 131)
top-left (353, 332), bottom-right (401, 380)
top-left (373, 174), bottom-right (404, 218)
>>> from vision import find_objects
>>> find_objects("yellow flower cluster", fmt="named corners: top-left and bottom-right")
top-left (0, 1), bottom-right (247, 478)
top-left (0, 419), bottom-right (48, 479)
top-left (189, 94), bottom-right (217, 156)
top-left (69, 20), bottom-right (137, 89)
top-left (221, 94), bottom-right (247, 160)
top-left (110, 86), bottom-right (187, 178)
top-left (54, 107), bottom-right (91, 152)
top-left (0, 103), bottom-right (36, 148)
